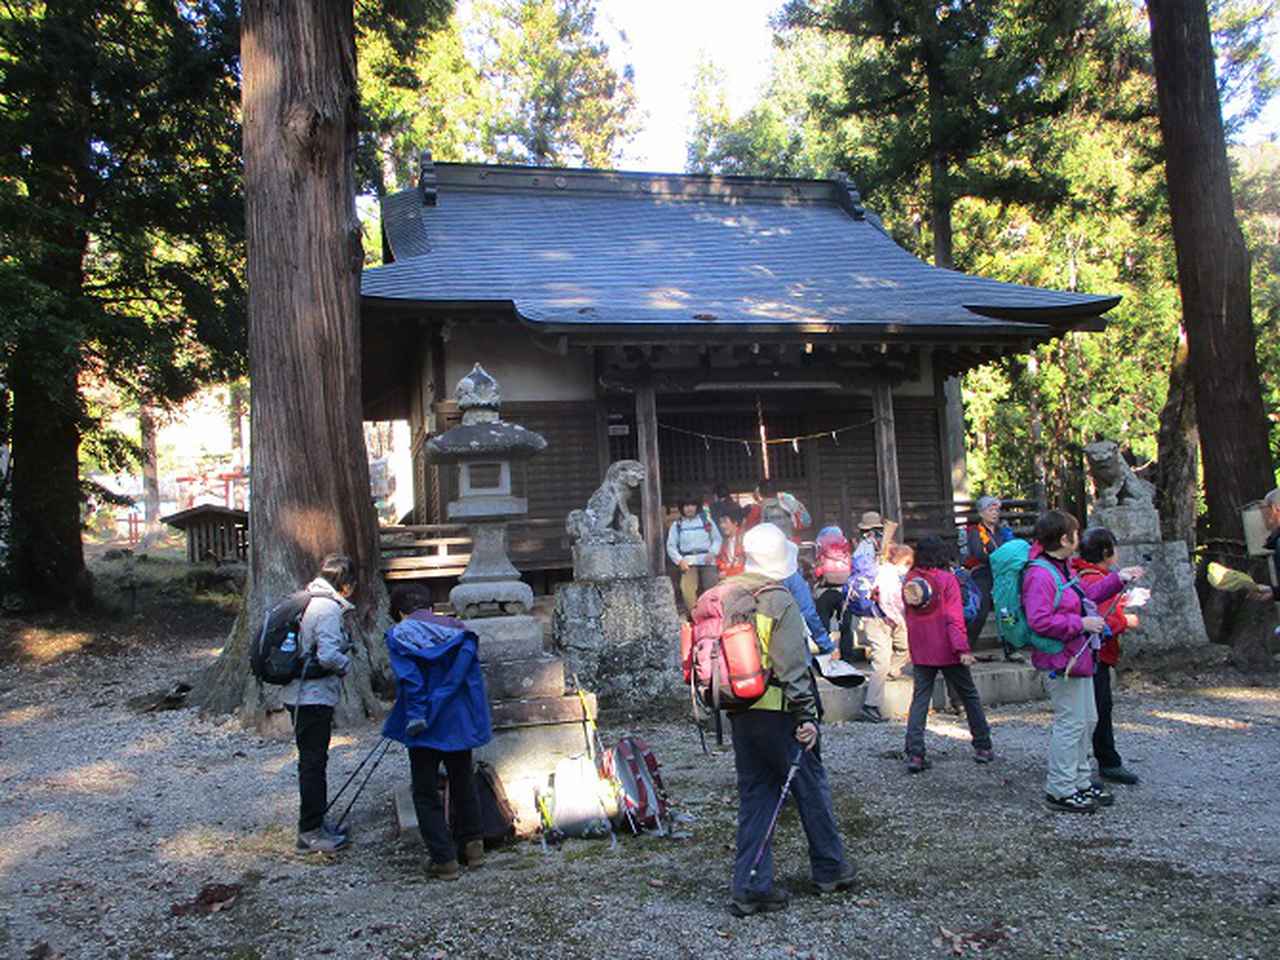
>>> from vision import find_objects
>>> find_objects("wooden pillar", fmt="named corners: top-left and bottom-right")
top-left (872, 383), bottom-right (903, 528)
top-left (636, 382), bottom-right (665, 576)
top-left (943, 375), bottom-right (968, 500)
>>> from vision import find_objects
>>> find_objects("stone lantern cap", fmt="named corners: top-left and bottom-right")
top-left (424, 364), bottom-right (547, 464)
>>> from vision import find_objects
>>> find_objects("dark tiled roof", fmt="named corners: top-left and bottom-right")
top-left (362, 163), bottom-right (1118, 334)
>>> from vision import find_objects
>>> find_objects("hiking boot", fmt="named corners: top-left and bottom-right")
top-left (1044, 791), bottom-right (1096, 814)
top-left (1100, 765), bottom-right (1140, 785)
top-left (905, 754), bottom-right (931, 774)
top-left (296, 827), bottom-right (350, 853)
top-left (857, 705), bottom-right (886, 724)
top-left (1001, 643), bottom-right (1025, 664)
top-left (973, 748), bottom-right (995, 764)
top-left (729, 887), bottom-right (789, 917)
top-left (429, 859), bottom-right (460, 881)
top-left (463, 839), bottom-right (485, 867)
top-left (1083, 783), bottom-right (1115, 807)
top-left (814, 865), bottom-right (858, 893)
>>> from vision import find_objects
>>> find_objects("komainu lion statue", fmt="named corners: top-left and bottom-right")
top-left (567, 460), bottom-right (645, 545)
top-left (1084, 440), bottom-right (1155, 508)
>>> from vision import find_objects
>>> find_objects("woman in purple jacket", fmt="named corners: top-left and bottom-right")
top-left (1023, 511), bottom-right (1143, 814)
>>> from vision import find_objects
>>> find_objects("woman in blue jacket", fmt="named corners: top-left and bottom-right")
top-left (384, 585), bottom-right (493, 880)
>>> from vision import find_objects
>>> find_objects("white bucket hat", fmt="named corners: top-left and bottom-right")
top-left (743, 523), bottom-right (798, 581)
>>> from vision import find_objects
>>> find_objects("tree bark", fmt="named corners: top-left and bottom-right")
top-left (139, 404), bottom-right (161, 525)
top-left (8, 5), bottom-right (94, 610)
top-left (1155, 329), bottom-right (1198, 550)
top-left (228, 380), bottom-right (246, 467)
top-left (193, 0), bottom-right (389, 724)
top-left (1148, 0), bottom-right (1276, 667)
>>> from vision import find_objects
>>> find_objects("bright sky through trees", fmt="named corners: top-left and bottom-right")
top-left (593, 0), bottom-right (1279, 173)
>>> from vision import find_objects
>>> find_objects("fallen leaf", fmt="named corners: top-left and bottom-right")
top-left (647, 878), bottom-right (666, 888)
top-left (170, 882), bottom-right (241, 917)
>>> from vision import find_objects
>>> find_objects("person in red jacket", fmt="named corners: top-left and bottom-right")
top-left (901, 535), bottom-right (994, 773)
top-left (1073, 527), bottom-right (1142, 786)
top-left (715, 504), bottom-right (747, 578)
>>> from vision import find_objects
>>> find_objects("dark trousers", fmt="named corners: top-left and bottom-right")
top-left (288, 704), bottom-right (334, 833)
top-left (729, 710), bottom-right (848, 897)
top-left (905, 664), bottom-right (992, 757)
top-left (965, 566), bottom-right (994, 648)
top-left (408, 746), bottom-right (482, 865)
top-left (1092, 662), bottom-right (1123, 769)
top-left (814, 589), bottom-right (855, 660)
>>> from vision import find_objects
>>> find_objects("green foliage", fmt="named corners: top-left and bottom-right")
top-left (0, 0), bottom-right (246, 428)
top-left (358, 0), bottom-right (639, 196)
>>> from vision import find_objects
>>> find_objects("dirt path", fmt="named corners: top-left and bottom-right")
top-left (2, 628), bottom-right (1278, 960)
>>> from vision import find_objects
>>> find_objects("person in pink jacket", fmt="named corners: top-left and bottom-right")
top-left (1022, 510), bottom-right (1143, 814)
top-left (901, 536), bottom-right (993, 773)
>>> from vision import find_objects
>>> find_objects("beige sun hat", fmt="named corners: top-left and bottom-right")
top-left (858, 510), bottom-right (884, 531)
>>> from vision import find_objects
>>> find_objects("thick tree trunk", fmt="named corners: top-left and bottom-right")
top-left (1148, 0), bottom-right (1275, 667)
top-left (139, 404), bottom-right (161, 525)
top-left (1155, 330), bottom-right (1198, 550)
top-left (8, 11), bottom-right (94, 611)
top-left (9, 343), bottom-right (92, 610)
top-left (193, 0), bottom-right (389, 725)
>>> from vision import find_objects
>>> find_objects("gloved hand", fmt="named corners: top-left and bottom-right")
top-left (405, 718), bottom-right (426, 737)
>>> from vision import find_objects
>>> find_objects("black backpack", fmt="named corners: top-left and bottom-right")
top-left (443, 761), bottom-right (519, 847)
top-left (251, 590), bottom-right (327, 685)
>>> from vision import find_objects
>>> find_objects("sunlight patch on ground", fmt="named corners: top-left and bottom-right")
top-left (156, 825), bottom-right (243, 864)
top-left (15, 626), bottom-right (96, 663)
top-left (0, 811), bottom-right (84, 878)
top-left (0, 704), bottom-right (54, 728)
top-left (1150, 710), bottom-right (1253, 731)
top-left (37, 760), bottom-right (138, 796)
top-left (1190, 686), bottom-right (1280, 710)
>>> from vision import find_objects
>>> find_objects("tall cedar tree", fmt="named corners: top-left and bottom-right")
top-left (195, 0), bottom-right (447, 724)
top-left (782, 0), bottom-right (1095, 268)
top-left (1147, 0), bottom-right (1276, 662)
top-left (0, 1), bottom-right (245, 610)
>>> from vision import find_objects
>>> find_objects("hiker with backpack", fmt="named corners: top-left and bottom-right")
top-left (744, 478), bottom-right (811, 542)
top-left (721, 523), bottom-right (856, 916)
top-left (963, 495), bottom-right (1016, 659)
top-left (900, 537), bottom-right (994, 771)
top-left (383, 585), bottom-right (494, 880)
top-left (858, 543), bottom-right (915, 724)
top-left (1019, 510), bottom-right (1143, 814)
top-left (1073, 527), bottom-right (1145, 786)
top-left (667, 492), bottom-right (722, 616)
top-left (281, 554), bottom-right (357, 854)
top-left (825, 511), bottom-right (888, 662)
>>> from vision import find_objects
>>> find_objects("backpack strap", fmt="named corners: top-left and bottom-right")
top-left (1028, 558), bottom-right (1079, 606)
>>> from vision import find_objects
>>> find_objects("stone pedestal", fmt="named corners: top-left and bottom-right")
top-left (571, 542), bottom-right (649, 582)
top-left (552, 575), bottom-right (683, 704)
top-left (1089, 504), bottom-right (1209, 653)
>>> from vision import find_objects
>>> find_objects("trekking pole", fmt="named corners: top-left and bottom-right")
top-left (331, 737), bottom-right (394, 832)
top-left (747, 745), bottom-right (805, 881)
top-left (324, 736), bottom-right (393, 821)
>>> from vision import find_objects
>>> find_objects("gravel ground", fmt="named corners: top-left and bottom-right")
top-left (2, 623), bottom-right (1279, 960)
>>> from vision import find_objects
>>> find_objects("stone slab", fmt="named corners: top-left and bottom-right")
top-left (552, 576), bottom-right (683, 705)
top-left (1111, 539), bottom-right (1209, 652)
top-left (466, 614), bottom-right (546, 662)
top-left (1089, 504), bottom-right (1162, 545)
top-left (571, 542), bottom-right (649, 582)
top-left (482, 656), bottom-right (566, 700)
top-left (489, 692), bottom-right (596, 729)
top-left (817, 660), bottom-right (1046, 722)
top-left (394, 783), bottom-right (421, 845)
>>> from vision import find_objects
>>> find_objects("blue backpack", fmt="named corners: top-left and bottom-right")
top-left (954, 568), bottom-right (982, 624)
top-left (842, 540), bottom-right (882, 618)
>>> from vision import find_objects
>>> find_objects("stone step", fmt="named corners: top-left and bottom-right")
top-left (465, 614), bottom-right (547, 662)
top-left (489, 692), bottom-right (597, 729)
top-left (816, 659), bottom-right (1046, 723)
top-left (482, 656), bottom-right (566, 700)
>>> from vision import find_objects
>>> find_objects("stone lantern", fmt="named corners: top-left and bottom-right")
top-left (425, 364), bottom-right (547, 618)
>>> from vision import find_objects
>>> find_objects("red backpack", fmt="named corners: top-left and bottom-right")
top-left (602, 736), bottom-right (670, 835)
top-left (680, 581), bottom-right (786, 710)
top-left (814, 527), bottom-right (853, 586)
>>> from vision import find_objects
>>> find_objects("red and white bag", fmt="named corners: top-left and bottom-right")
top-left (602, 735), bottom-right (670, 835)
